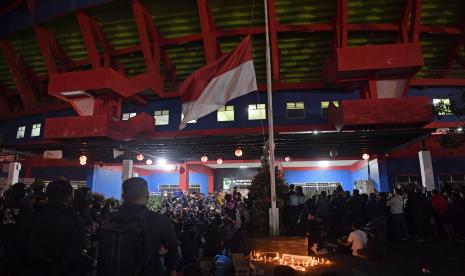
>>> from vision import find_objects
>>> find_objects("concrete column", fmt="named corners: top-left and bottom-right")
top-left (179, 162), bottom-right (189, 191)
top-left (122, 160), bottom-right (133, 182)
top-left (418, 151), bottom-right (435, 191)
top-left (7, 162), bottom-right (21, 186)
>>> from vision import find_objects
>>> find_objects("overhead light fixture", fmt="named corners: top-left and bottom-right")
top-left (313, 130), bottom-right (319, 135)
top-left (330, 150), bottom-right (338, 158)
top-left (318, 161), bottom-right (330, 168)
top-left (79, 154), bottom-right (87, 166)
top-left (201, 155), bottom-right (208, 162)
top-left (217, 158), bottom-right (223, 164)
top-left (157, 158), bottom-right (167, 165)
top-left (235, 148), bottom-right (243, 157)
top-left (136, 153), bottom-right (144, 161)
top-left (362, 153), bottom-right (370, 160)
top-left (162, 164), bottom-right (175, 171)
top-left (239, 165), bottom-right (247, 169)
top-left (284, 156), bottom-right (291, 162)
top-left (457, 127), bottom-right (463, 132)
top-left (146, 159), bottom-right (153, 165)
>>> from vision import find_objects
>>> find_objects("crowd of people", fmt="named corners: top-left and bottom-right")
top-left (284, 184), bottom-right (465, 258)
top-left (1, 178), bottom-right (464, 275)
top-left (0, 178), bottom-right (249, 276)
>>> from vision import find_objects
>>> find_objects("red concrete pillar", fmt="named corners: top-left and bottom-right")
top-left (208, 174), bottom-right (214, 193)
top-left (179, 162), bottom-right (189, 191)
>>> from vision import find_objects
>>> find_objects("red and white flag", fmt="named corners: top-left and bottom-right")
top-left (178, 35), bottom-right (257, 129)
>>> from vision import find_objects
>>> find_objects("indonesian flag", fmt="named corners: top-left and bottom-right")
top-left (178, 35), bottom-right (257, 129)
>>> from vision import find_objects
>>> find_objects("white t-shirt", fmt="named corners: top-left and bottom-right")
top-left (347, 230), bottom-right (368, 255)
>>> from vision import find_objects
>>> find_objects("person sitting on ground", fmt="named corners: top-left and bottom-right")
top-left (337, 221), bottom-right (368, 258)
top-left (98, 177), bottom-right (178, 276)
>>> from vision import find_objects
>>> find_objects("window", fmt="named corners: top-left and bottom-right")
top-left (154, 110), bottom-right (169, 125)
top-left (286, 102), bottom-right (305, 119)
top-left (321, 101), bottom-right (339, 117)
top-left (31, 123), bottom-right (41, 137)
top-left (16, 126), bottom-right (26, 139)
top-left (248, 104), bottom-right (266, 120)
top-left (122, 112), bottom-right (136, 120)
top-left (217, 106), bottom-right (235, 122)
top-left (181, 113), bottom-right (197, 124)
top-left (433, 98), bottom-right (452, 115)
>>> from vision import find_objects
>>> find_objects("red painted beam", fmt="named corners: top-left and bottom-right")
top-left (0, 40), bottom-right (37, 110)
top-left (339, 0), bottom-right (348, 48)
top-left (398, 0), bottom-right (413, 43)
top-left (76, 11), bottom-right (123, 72)
top-left (197, 0), bottom-right (218, 64)
top-left (267, 0), bottom-right (280, 81)
top-left (410, 0), bottom-right (422, 43)
top-left (179, 162), bottom-right (189, 191)
top-left (34, 26), bottom-right (73, 74)
top-left (132, 0), bottom-right (164, 93)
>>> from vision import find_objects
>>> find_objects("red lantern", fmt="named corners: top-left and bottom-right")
top-left (235, 148), bottom-right (243, 157)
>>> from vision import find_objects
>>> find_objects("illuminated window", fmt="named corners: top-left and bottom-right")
top-left (122, 112), bottom-right (136, 120)
top-left (31, 123), bottom-right (41, 137)
top-left (248, 104), bottom-right (266, 120)
top-left (154, 110), bottom-right (169, 125)
top-left (217, 106), bottom-right (235, 122)
top-left (433, 98), bottom-right (452, 115)
top-left (286, 102), bottom-right (305, 119)
top-left (181, 113), bottom-right (197, 124)
top-left (16, 126), bottom-right (26, 139)
top-left (321, 101), bottom-right (339, 117)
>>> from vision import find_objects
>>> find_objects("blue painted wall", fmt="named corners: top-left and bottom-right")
top-left (91, 168), bottom-right (122, 199)
top-left (284, 170), bottom-right (353, 192)
top-left (2, 87), bottom-right (464, 146)
top-left (189, 172), bottom-right (209, 194)
top-left (148, 172), bottom-right (179, 193)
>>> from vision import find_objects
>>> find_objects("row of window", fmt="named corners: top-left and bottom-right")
top-left (122, 101), bottom-right (339, 125)
top-left (16, 124), bottom-right (41, 139)
top-left (14, 98), bottom-right (453, 139)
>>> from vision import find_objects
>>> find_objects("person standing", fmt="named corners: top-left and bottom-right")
top-left (1, 183), bottom-right (32, 276)
top-left (386, 189), bottom-right (408, 240)
top-left (98, 177), bottom-right (178, 276)
top-left (18, 180), bottom-right (93, 276)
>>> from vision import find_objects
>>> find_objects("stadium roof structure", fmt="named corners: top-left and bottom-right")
top-left (0, 0), bottom-right (465, 116)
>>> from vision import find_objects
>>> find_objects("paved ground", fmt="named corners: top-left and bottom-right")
top-left (294, 240), bottom-right (465, 276)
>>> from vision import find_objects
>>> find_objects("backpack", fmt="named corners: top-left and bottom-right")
top-left (97, 210), bottom-right (150, 276)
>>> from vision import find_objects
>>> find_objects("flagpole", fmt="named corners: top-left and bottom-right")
top-left (263, 0), bottom-right (278, 236)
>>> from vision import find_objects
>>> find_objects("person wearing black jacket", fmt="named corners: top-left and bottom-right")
top-left (1, 182), bottom-right (32, 276)
top-left (107, 177), bottom-right (179, 276)
top-left (18, 180), bottom-right (93, 276)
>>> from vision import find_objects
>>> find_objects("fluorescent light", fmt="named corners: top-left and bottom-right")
top-left (239, 165), bottom-right (247, 169)
top-left (157, 158), bottom-right (167, 165)
top-left (457, 127), bottom-right (463, 132)
top-left (318, 161), bottom-right (330, 168)
top-left (161, 164), bottom-right (175, 171)
top-left (313, 130), bottom-right (319, 135)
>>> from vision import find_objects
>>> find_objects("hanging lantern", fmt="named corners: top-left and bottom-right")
top-left (362, 153), bottom-right (370, 160)
top-left (235, 148), bottom-right (243, 157)
top-left (136, 153), bottom-right (144, 161)
top-left (217, 158), bottom-right (223, 164)
top-left (284, 156), bottom-right (291, 162)
top-left (201, 155), bottom-right (208, 163)
top-left (146, 159), bottom-right (153, 165)
top-left (79, 154), bottom-right (87, 166)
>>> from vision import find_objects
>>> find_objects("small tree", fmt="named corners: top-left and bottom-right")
top-left (247, 156), bottom-right (288, 235)
top-left (432, 92), bottom-right (465, 148)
